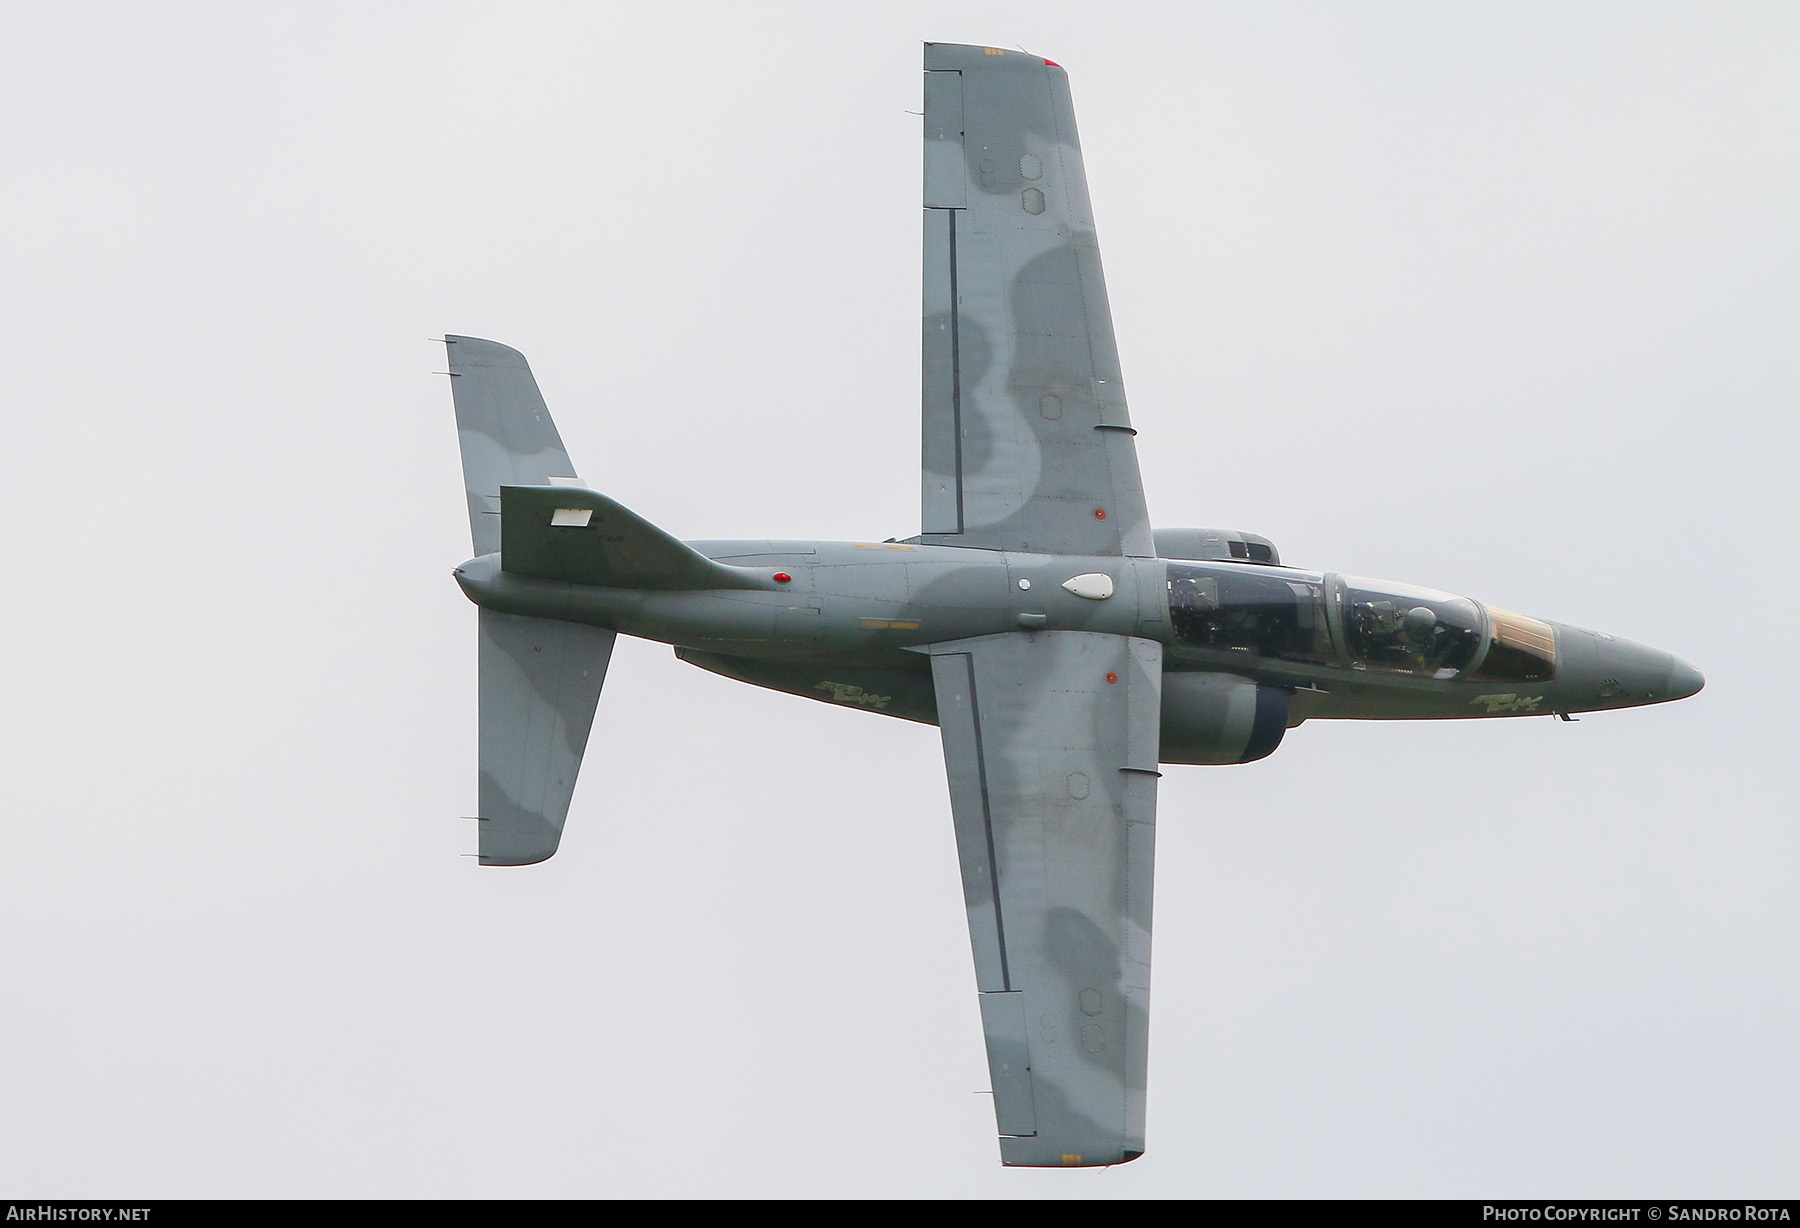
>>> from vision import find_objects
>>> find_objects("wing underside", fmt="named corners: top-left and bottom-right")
top-left (929, 630), bottom-right (1163, 1166)
top-left (920, 44), bottom-right (1153, 558)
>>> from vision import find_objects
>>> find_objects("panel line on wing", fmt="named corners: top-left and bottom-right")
top-left (960, 650), bottom-right (1011, 990)
top-left (948, 209), bottom-right (965, 534)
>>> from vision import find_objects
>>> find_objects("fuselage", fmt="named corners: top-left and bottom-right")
top-left (455, 539), bottom-right (1702, 729)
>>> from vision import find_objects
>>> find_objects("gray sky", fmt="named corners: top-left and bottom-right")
top-left (1, 2), bottom-right (1794, 1197)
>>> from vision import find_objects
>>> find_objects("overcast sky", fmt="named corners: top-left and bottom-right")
top-left (1, 2), bottom-right (1794, 1198)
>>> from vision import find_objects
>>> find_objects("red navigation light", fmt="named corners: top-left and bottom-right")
top-left (773, 572), bottom-right (792, 583)
top-left (1105, 672), bottom-right (1119, 685)
top-left (1093, 507), bottom-right (1107, 520)
top-left (1043, 59), bottom-right (1062, 68)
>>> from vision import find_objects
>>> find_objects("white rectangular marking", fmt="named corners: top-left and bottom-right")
top-left (550, 508), bottom-right (592, 528)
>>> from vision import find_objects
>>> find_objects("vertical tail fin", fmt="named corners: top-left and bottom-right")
top-left (448, 335), bottom-right (581, 555)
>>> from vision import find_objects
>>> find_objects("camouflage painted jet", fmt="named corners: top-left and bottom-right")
top-left (446, 43), bottom-right (1703, 1169)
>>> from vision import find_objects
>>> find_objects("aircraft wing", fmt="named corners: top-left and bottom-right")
top-left (920, 44), bottom-right (1153, 557)
top-left (928, 630), bottom-right (1163, 1166)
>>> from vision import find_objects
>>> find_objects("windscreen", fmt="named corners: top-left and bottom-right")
top-left (1469, 605), bottom-right (1557, 682)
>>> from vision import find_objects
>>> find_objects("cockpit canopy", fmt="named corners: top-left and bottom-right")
top-left (1165, 562), bottom-right (1556, 682)
top-left (1338, 576), bottom-right (1482, 679)
top-left (1167, 565), bottom-right (1335, 665)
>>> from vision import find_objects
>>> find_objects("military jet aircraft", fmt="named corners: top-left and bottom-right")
top-left (446, 42), bottom-right (1703, 1169)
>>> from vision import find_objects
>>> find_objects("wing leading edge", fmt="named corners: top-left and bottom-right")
top-left (920, 44), bottom-right (1153, 558)
top-left (929, 630), bottom-right (1163, 1166)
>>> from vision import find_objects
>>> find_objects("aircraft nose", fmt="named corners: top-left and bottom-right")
top-left (1565, 630), bottom-right (1702, 709)
top-left (1666, 656), bottom-right (1705, 701)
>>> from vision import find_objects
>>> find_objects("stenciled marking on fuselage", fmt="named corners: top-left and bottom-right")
top-left (860, 618), bottom-right (921, 630)
top-left (817, 681), bottom-right (893, 710)
top-left (1472, 693), bottom-right (1544, 714)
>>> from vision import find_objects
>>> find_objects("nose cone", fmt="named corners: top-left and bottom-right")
top-left (1666, 657), bottom-right (1705, 702)
top-left (1559, 625), bottom-right (1704, 711)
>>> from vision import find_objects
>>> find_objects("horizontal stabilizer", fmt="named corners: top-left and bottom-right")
top-left (478, 608), bottom-right (615, 865)
top-left (500, 485), bottom-right (766, 591)
top-left (448, 335), bottom-right (580, 556)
